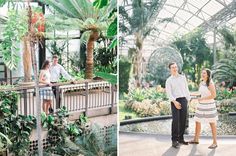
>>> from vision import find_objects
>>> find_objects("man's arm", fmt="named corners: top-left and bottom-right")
top-left (59, 65), bottom-right (73, 81)
top-left (165, 79), bottom-right (175, 102)
top-left (166, 79), bottom-right (182, 109)
top-left (184, 76), bottom-right (191, 101)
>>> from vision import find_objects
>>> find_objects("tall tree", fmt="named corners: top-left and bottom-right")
top-left (119, 0), bottom-right (170, 85)
top-left (172, 30), bottom-right (212, 84)
top-left (40, 0), bottom-right (117, 79)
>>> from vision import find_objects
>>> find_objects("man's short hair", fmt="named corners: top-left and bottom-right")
top-left (168, 62), bottom-right (177, 69)
top-left (53, 55), bottom-right (58, 59)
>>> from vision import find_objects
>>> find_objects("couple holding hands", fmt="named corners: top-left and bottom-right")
top-left (166, 62), bottom-right (218, 149)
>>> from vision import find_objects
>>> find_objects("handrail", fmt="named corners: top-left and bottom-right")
top-left (0, 79), bottom-right (103, 91)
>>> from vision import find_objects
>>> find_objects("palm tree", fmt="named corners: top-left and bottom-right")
top-left (218, 28), bottom-right (236, 50)
top-left (119, 0), bottom-right (170, 85)
top-left (213, 48), bottom-right (236, 86)
top-left (40, 0), bottom-right (116, 79)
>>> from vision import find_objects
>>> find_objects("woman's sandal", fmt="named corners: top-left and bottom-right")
top-left (208, 144), bottom-right (217, 149)
top-left (188, 140), bottom-right (199, 144)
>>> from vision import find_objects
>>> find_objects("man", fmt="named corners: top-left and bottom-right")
top-left (165, 62), bottom-right (190, 148)
top-left (50, 55), bottom-right (74, 108)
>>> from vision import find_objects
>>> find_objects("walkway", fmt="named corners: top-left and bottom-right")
top-left (119, 131), bottom-right (236, 156)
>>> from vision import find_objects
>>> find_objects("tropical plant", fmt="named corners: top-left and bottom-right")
top-left (46, 41), bottom-right (67, 65)
top-left (0, 91), bottom-right (36, 156)
top-left (212, 48), bottom-right (236, 87)
top-left (40, 0), bottom-right (117, 79)
top-left (216, 88), bottom-right (236, 101)
top-left (94, 47), bottom-right (117, 74)
top-left (0, 10), bottom-right (27, 70)
top-left (213, 58), bottom-right (236, 86)
top-left (217, 97), bottom-right (236, 113)
top-left (218, 27), bottom-right (236, 51)
top-left (119, 0), bottom-right (171, 84)
top-left (0, 7), bottom-right (45, 82)
top-left (119, 56), bottom-right (132, 93)
top-left (75, 124), bottom-right (117, 156)
top-left (172, 29), bottom-right (212, 83)
top-left (42, 107), bottom-right (91, 155)
top-left (94, 71), bottom-right (117, 85)
top-left (0, 132), bottom-right (12, 153)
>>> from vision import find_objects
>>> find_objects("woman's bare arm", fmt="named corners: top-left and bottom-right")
top-left (39, 71), bottom-right (50, 85)
top-left (199, 83), bottom-right (216, 101)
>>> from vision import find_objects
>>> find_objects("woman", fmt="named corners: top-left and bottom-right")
top-left (39, 60), bottom-right (53, 115)
top-left (189, 69), bottom-right (218, 149)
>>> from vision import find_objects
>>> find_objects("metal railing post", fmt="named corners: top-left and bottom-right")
top-left (110, 84), bottom-right (114, 114)
top-left (56, 86), bottom-right (60, 109)
top-left (85, 82), bottom-right (89, 116)
top-left (23, 89), bottom-right (27, 115)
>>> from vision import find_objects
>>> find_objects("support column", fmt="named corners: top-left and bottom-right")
top-left (213, 27), bottom-right (217, 65)
top-left (38, 2), bottom-right (46, 69)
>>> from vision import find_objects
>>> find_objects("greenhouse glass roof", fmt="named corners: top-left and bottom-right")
top-left (119, 0), bottom-right (236, 56)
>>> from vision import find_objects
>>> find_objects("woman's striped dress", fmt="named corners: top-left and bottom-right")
top-left (194, 81), bottom-right (218, 123)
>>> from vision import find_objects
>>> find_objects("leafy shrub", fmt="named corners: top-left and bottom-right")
top-left (119, 56), bottom-right (132, 93)
top-left (125, 99), bottom-right (170, 117)
top-left (218, 98), bottom-right (236, 113)
top-left (0, 91), bottom-right (36, 156)
top-left (216, 88), bottom-right (236, 100)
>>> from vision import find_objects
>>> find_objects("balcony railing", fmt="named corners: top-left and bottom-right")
top-left (0, 80), bottom-right (117, 116)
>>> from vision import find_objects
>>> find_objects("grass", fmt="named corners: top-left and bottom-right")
top-left (119, 100), bottom-right (139, 121)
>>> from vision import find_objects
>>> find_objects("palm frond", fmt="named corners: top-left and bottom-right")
top-left (219, 28), bottom-right (236, 49)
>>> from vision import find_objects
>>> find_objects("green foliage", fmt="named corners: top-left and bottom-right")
top-left (218, 98), bottom-right (236, 113)
top-left (7, 115), bottom-right (36, 156)
top-left (95, 72), bottom-right (117, 85)
top-left (43, 108), bottom-right (91, 155)
top-left (78, 114), bottom-right (88, 125)
top-left (46, 41), bottom-right (67, 65)
top-left (41, 0), bottom-right (116, 35)
top-left (123, 87), bottom-right (170, 117)
top-left (0, 10), bottom-right (27, 70)
top-left (119, 0), bottom-right (161, 38)
top-left (0, 91), bottom-right (18, 116)
top-left (94, 47), bottom-right (117, 74)
top-left (216, 89), bottom-right (236, 101)
top-left (119, 100), bottom-right (138, 121)
top-left (107, 16), bottom-right (117, 49)
top-left (75, 124), bottom-right (117, 156)
top-left (119, 56), bottom-right (132, 93)
top-left (0, 132), bottom-right (12, 152)
top-left (0, 0), bottom-right (7, 7)
top-left (126, 88), bottom-right (146, 102)
top-left (125, 99), bottom-right (171, 117)
top-left (107, 17), bottom-right (117, 38)
top-left (0, 91), bottom-right (36, 156)
top-left (218, 28), bottom-right (236, 50)
top-left (93, 0), bottom-right (109, 9)
top-left (124, 88), bottom-right (167, 102)
top-left (172, 29), bottom-right (212, 83)
top-left (213, 49), bottom-right (236, 86)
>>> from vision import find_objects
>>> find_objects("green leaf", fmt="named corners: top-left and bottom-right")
top-left (93, 0), bottom-right (109, 9)
top-left (107, 17), bottom-right (117, 37)
top-left (108, 37), bottom-right (117, 49)
top-left (95, 71), bottom-right (117, 84)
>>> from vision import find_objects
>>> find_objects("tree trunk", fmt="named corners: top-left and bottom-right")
top-left (23, 36), bottom-right (32, 82)
top-left (85, 30), bottom-right (99, 79)
top-left (133, 33), bottom-right (143, 87)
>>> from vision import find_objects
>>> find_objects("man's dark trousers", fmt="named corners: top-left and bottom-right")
top-left (171, 97), bottom-right (187, 142)
top-left (51, 84), bottom-right (61, 108)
